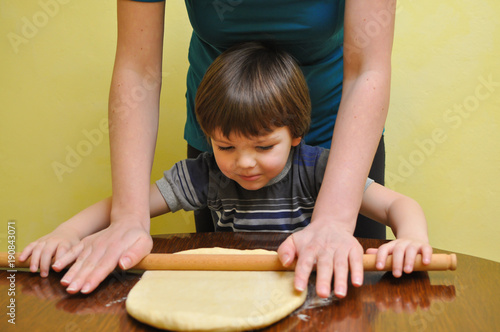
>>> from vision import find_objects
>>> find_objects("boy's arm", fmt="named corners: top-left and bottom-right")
top-left (149, 183), bottom-right (171, 217)
top-left (19, 184), bottom-right (169, 278)
top-left (18, 198), bottom-right (114, 277)
top-left (359, 183), bottom-right (432, 276)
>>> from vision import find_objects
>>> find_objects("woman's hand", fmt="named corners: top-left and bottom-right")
top-left (281, 0), bottom-right (397, 301)
top-left (366, 238), bottom-right (433, 277)
top-left (52, 219), bottom-right (152, 294)
top-left (278, 220), bottom-right (364, 299)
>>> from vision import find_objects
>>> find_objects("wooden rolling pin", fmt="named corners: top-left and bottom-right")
top-left (0, 252), bottom-right (457, 272)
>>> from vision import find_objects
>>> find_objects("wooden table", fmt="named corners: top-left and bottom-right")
top-left (1, 232), bottom-right (499, 331)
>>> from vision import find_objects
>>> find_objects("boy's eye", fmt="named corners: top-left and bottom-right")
top-left (257, 145), bottom-right (274, 151)
top-left (217, 146), bottom-right (234, 151)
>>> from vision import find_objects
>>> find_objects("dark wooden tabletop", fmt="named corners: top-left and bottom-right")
top-left (1, 232), bottom-right (499, 331)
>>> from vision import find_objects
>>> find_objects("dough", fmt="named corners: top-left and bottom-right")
top-left (126, 248), bottom-right (307, 331)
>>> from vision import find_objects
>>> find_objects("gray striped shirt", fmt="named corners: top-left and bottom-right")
top-left (156, 142), bottom-right (373, 232)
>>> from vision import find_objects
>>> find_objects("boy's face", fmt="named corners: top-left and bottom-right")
top-left (211, 127), bottom-right (302, 190)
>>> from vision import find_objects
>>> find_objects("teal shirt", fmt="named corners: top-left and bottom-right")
top-left (133, 0), bottom-right (345, 151)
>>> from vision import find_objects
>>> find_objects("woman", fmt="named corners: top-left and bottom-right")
top-left (54, 0), bottom-right (396, 299)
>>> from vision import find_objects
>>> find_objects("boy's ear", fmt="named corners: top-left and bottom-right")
top-left (291, 137), bottom-right (302, 147)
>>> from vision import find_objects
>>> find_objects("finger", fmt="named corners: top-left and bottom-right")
top-left (277, 235), bottom-right (297, 267)
top-left (68, 238), bottom-right (126, 294)
top-left (83, 234), bottom-right (146, 292)
top-left (349, 246), bottom-right (364, 288)
top-left (28, 242), bottom-right (46, 273)
top-left (53, 242), bottom-right (84, 272)
top-left (80, 251), bottom-right (122, 294)
top-left (293, 247), bottom-right (316, 293)
top-left (315, 251), bottom-right (334, 298)
top-left (54, 244), bottom-right (71, 262)
top-left (64, 247), bottom-right (106, 294)
top-left (391, 245), bottom-right (406, 277)
top-left (65, 263), bottom-right (96, 294)
top-left (58, 243), bottom-right (88, 286)
top-left (119, 234), bottom-right (153, 270)
top-left (375, 244), bottom-right (392, 270)
top-left (39, 242), bottom-right (60, 277)
top-left (365, 248), bottom-right (378, 255)
top-left (60, 259), bottom-right (82, 288)
top-left (19, 242), bottom-right (37, 262)
top-left (403, 245), bottom-right (419, 274)
top-left (332, 250), bottom-right (349, 298)
top-left (421, 245), bottom-right (433, 265)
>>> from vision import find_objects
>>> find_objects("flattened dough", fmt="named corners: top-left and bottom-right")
top-left (126, 248), bottom-right (307, 331)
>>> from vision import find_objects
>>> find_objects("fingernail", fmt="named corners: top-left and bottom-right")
top-left (318, 286), bottom-right (329, 297)
top-left (336, 286), bottom-right (346, 297)
top-left (81, 283), bottom-right (91, 294)
top-left (376, 262), bottom-right (384, 269)
top-left (296, 280), bottom-right (306, 292)
top-left (352, 277), bottom-right (362, 287)
top-left (52, 261), bottom-right (60, 269)
top-left (282, 254), bottom-right (290, 265)
top-left (67, 282), bottom-right (78, 292)
top-left (120, 257), bottom-right (131, 269)
top-left (40, 271), bottom-right (48, 278)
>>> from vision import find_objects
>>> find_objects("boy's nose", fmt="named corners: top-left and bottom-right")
top-left (236, 153), bottom-right (257, 169)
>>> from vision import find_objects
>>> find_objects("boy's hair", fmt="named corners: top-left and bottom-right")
top-left (195, 42), bottom-right (311, 140)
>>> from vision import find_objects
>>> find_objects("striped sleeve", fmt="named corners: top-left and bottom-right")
top-left (365, 178), bottom-right (374, 191)
top-left (155, 154), bottom-right (211, 212)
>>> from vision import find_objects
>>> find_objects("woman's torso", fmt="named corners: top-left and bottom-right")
top-left (184, 0), bottom-right (346, 151)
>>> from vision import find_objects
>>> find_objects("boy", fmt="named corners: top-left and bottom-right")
top-left (21, 42), bottom-right (432, 297)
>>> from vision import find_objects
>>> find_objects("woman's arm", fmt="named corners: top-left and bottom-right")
top-left (19, 183), bottom-right (170, 281)
top-left (278, 0), bottom-right (396, 299)
top-left (109, 0), bottom-right (165, 225)
top-left (52, 0), bottom-right (167, 294)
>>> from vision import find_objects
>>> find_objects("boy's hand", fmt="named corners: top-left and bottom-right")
top-left (278, 221), bottom-right (364, 299)
top-left (52, 220), bottom-right (152, 294)
top-left (366, 238), bottom-right (433, 277)
top-left (19, 225), bottom-right (81, 278)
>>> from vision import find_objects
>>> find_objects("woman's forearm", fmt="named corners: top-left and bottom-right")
top-left (108, 0), bottom-right (166, 226)
top-left (312, 0), bottom-right (395, 231)
top-left (108, 71), bottom-right (160, 225)
top-left (312, 69), bottom-right (390, 230)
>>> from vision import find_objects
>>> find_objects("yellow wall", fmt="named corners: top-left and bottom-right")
top-left (0, 0), bottom-right (195, 253)
top-left (1, 1), bottom-right (499, 262)
top-left (386, 0), bottom-right (500, 262)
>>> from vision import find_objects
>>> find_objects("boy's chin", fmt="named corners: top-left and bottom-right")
top-left (236, 181), bottom-right (267, 191)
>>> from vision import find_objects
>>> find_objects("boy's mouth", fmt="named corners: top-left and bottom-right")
top-left (239, 174), bottom-right (261, 182)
